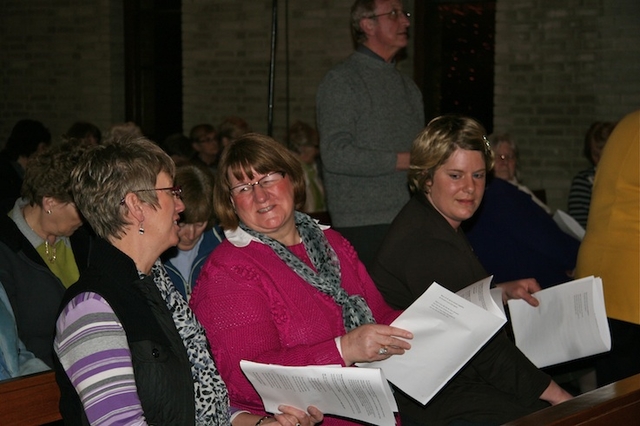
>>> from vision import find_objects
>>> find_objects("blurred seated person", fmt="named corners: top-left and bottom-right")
top-left (464, 130), bottom-right (581, 288)
top-left (189, 123), bottom-right (219, 171)
top-left (217, 116), bottom-right (252, 149)
top-left (0, 119), bottom-right (52, 213)
top-left (162, 164), bottom-right (224, 301)
top-left (286, 120), bottom-right (328, 219)
top-left (102, 121), bottom-right (143, 145)
top-left (161, 132), bottom-right (195, 166)
top-left (463, 174), bottom-right (580, 288)
top-left (54, 136), bottom-right (322, 426)
top-left (371, 115), bottom-right (572, 426)
top-left (190, 133), bottom-right (412, 426)
top-left (65, 121), bottom-right (102, 146)
top-left (568, 121), bottom-right (617, 228)
top-left (0, 142), bottom-right (90, 367)
top-left (490, 133), bottom-right (551, 213)
top-left (1, 280), bottom-right (50, 380)
top-left (576, 110), bottom-right (640, 387)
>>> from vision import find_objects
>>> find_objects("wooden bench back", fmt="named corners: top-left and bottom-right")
top-left (503, 373), bottom-right (640, 425)
top-left (2, 370), bottom-right (640, 425)
top-left (0, 371), bottom-right (62, 426)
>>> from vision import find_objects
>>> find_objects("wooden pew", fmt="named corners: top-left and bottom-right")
top-left (0, 371), bottom-right (62, 426)
top-left (2, 369), bottom-right (640, 426)
top-left (503, 373), bottom-right (640, 425)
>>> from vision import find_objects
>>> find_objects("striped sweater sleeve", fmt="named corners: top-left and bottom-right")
top-left (54, 292), bottom-right (147, 426)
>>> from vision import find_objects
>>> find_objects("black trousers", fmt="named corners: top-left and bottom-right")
top-left (596, 318), bottom-right (640, 387)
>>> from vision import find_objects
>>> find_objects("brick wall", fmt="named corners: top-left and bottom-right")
top-left (182, 0), bottom-right (415, 141)
top-left (1, 1), bottom-right (637, 213)
top-left (494, 0), bottom-right (640, 210)
top-left (0, 0), bottom-right (124, 147)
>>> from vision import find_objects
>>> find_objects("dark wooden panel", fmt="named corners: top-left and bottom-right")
top-left (503, 374), bottom-right (640, 426)
top-left (0, 371), bottom-right (61, 426)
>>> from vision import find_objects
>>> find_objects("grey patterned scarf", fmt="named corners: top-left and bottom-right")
top-left (239, 211), bottom-right (376, 332)
top-left (145, 261), bottom-right (230, 425)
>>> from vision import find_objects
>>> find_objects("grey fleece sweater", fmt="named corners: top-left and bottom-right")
top-left (316, 50), bottom-right (424, 228)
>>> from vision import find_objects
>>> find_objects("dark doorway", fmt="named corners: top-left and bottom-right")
top-left (124, 0), bottom-right (183, 143)
top-left (414, 1), bottom-right (496, 134)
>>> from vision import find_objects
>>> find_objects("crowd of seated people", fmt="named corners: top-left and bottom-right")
top-left (0, 98), bottom-right (636, 425)
top-left (51, 137), bottom-right (322, 425)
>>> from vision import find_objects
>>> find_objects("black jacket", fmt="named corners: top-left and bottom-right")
top-left (370, 192), bottom-right (550, 426)
top-left (54, 238), bottom-right (195, 425)
top-left (0, 211), bottom-right (91, 367)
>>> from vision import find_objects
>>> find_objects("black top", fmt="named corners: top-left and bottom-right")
top-left (370, 192), bottom-right (551, 426)
top-left (55, 238), bottom-right (195, 425)
top-left (0, 212), bottom-right (91, 367)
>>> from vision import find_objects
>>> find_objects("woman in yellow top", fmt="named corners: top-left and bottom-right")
top-left (0, 142), bottom-right (91, 367)
top-left (575, 109), bottom-right (640, 386)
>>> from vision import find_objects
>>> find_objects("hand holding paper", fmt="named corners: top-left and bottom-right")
top-left (358, 276), bottom-right (507, 405)
top-left (339, 323), bottom-right (413, 366)
top-left (495, 278), bottom-right (542, 307)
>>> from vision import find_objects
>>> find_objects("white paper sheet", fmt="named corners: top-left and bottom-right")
top-left (240, 361), bottom-right (398, 426)
top-left (358, 277), bottom-right (506, 405)
top-left (508, 276), bottom-right (611, 368)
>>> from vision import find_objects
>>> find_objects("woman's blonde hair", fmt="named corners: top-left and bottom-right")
top-left (408, 115), bottom-right (494, 193)
top-left (214, 133), bottom-right (306, 230)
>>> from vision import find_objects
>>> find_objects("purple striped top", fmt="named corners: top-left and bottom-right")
top-left (54, 292), bottom-right (242, 425)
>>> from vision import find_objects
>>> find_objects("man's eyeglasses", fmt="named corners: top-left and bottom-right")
top-left (120, 186), bottom-right (183, 205)
top-left (367, 9), bottom-right (411, 20)
top-left (230, 171), bottom-right (286, 197)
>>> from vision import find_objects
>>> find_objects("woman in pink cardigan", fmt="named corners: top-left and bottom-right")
top-left (190, 133), bottom-right (412, 426)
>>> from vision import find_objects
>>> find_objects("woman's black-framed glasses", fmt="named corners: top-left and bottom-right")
top-left (120, 186), bottom-right (183, 205)
top-left (230, 171), bottom-right (286, 197)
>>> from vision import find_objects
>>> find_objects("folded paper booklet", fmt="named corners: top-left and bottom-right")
top-left (358, 276), bottom-right (507, 405)
top-left (508, 275), bottom-right (611, 368)
top-left (240, 361), bottom-right (398, 426)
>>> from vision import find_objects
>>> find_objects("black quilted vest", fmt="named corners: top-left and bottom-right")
top-left (54, 238), bottom-right (195, 425)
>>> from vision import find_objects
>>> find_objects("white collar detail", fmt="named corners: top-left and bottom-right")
top-left (224, 219), bottom-right (330, 248)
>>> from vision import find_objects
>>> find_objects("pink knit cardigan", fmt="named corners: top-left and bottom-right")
top-left (190, 228), bottom-right (401, 425)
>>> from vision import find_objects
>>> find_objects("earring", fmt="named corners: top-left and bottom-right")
top-left (46, 209), bottom-right (52, 215)
top-left (138, 222), bottom-right (145, 235)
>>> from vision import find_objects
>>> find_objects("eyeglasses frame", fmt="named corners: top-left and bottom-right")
top-left (229, 171), bottom-right (286, 197)
top-left (367, 9), bottom-right (411, 20)
top-left (119, 185), bottom-right (183, 205)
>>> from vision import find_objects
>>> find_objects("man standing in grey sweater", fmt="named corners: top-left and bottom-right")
top-left (316, 0), bottom-right (424, 269)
